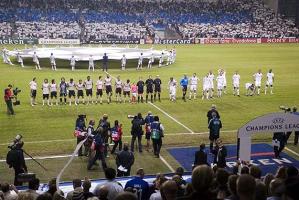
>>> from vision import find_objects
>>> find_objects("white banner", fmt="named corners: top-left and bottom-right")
top-left (238, 112), bottom-right (299, 161)
top-left (38, 39), bottom-right (80, 45)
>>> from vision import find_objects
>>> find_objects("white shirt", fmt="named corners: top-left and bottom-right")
top-left (50, 55), bottom-right (55, 63)
top-left (85, 80), bottom-right (93, 89)
top-left (121, 56), bottom-right (126, 65)
top-left (33, 54), bottom-right (38, 62)
top-left (190, 76), bottom-right (199, 85)
top-left (150, 191), bottom-right (161, 200)
top-left (123, 83), bottom-right (131, 91)
top-left (115, 80), bottom-right (122, 88)
top-left (17, 54), bottom-right (22, 62)
top-left (77, 83), bottom-right (84, 90)
top-left (169, 80), bottom-right (177, 88)
top-left (96, 80), bottom-right (103, 90)
top-left (105, 77), bottom-right (112, 86)
top-left (89, 57), bottom-right (94, 65)
top-left (208, 73), bottom-right (214, 84)
top-left (216, 75), bottom-right (225, 86)
top-left (29, 81), bottom-right (37, 90)
top-left (267, 72), bottom-right (274, 82)
top-left (232, 74), bottom-right (240, 84)
top-left (203, 76), bottom-right (210, 86)
top-left (42, 83), bottom-right (50, 94)
top-left (254, 72), bottom-right (263, 82)
top-left (68, 82), bottom-right (75, 90)
top-left (50, 83), bottom-right (57, 92)
top-left (70, 57), bottom-right (76, 65)
top-left (139, 55), bottom-right (143, 63)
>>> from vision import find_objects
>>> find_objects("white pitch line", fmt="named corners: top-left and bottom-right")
top-left (285, 147), bottom-right (299, 157)
top-left (159, 155), bottom-right (175, 172)
top-left (0, 154), bottom-right (74, 162)
top-left (148, 102), bottom-right (195, 134)
top-left (0, 130), bottom-right (237, 146)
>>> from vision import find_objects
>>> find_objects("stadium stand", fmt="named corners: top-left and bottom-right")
top-left (0, 0), bottom-right (298, 41)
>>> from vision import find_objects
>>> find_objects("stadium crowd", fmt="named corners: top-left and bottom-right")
top-left (0, 164), bottom-right (298, 200)
top-left (0, 0), bottom-right (298, 41)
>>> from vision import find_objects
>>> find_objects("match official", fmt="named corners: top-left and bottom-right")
top-left (180, 74), bottom-right (188, 102)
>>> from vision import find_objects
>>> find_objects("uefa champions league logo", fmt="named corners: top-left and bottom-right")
top-left (272, 118), bottom-right (285, 124)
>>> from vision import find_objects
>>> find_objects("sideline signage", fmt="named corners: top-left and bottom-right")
top-left (0, 38), bottom-right (38, 45)
top-left (38, 39), bottom-right (80, 45)
top-left (237, 112), bottom-right (299, 162)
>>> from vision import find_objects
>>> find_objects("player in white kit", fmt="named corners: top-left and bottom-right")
top-left (42, 79), bottom-right (50, 106)
top-left (123, 79), bottom-right (131, 103)
top-left (29, 77), bottom-right (37, 106)
top-left (253, 69), bottom-right (263, 95)
top-left (70, 55), bottom-right (76, 71)
top-left (166, 50), bottom-right (172, 66)
top-left (121, 54), bottom-right (126, 70)
top-left (265, 69), bottom-right (274, 95)
top-left (232, 71), bottom-right (241, 96)
top-left (168, 77), bottom-right (177, 102)
top-left (202, 74), bottom-right (210, 100)
top-left (189, 73), bottom-right (199, 100)
top-left (218, 69), bottom-right (227, 94)
top-left (88, 55), bottom-right (95, 71)
top-left (17, 52), bottom-right (24, 67)
top-left (245, 83), bottom-right (256, 96)
top-left (50, 53), bottom-right (57, 71)
top-left (67, 78), bottom-right (77, 105)
top-left (115, 76), bottom-right (123, 103)
top-left (104, 75), bottom-right (113, 104)
top-left (216, 72), bottom-right (225, 98)
top-left (148, 53), bottom-right (154, 69)
top-left (76, 79), bottom-right (85, 104)
top-left (208, 71), bottom-right (215, 98)
top-left (33, 52), bottom-right (41, 70)
top-left (96, 76), bottom-right (104, 104)
top-left (137, 53), bottom-right (143, 70)
top-left (159, 53), bottom-right (164, 67)
top-left (50, 79), bottom-right (58, 105)
top-left (85, 76), bottom-right (93, 104)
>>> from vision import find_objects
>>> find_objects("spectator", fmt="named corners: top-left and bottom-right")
top-left (249, 165), bottom-right (262, 179)
top-left (263, 173), bottom-right (275, 196)
top-left (114, 192), bottom-right (137, 200)
top-left (82, 178), bottom-right (94, 200)
top-left (267, 178), bottom-right (285, 200)
top-left (177, 165), bottom-right (215, 200)
top-left (116, 143), bottom-right (135, 177)
top-left (226, 175), bottom-right (238, 200)
top-left (149, 175), bottom-right (168, 200)
top-left (275, 167), bottom-right (287, 180)
top-left (36, 193), bottom-right (52, 200)
top-left (214, 168), bottom-right (230, 199)
top-left (237, 174), bottom-right (256, 200)
top-left (160, 180), bottom-right (178, 200)
top-left (286, 166), bottom-right (298, 178)
top-left (125, 168), bottom-right (149, 200)
top-left (45, 178), bottom-right (57, 197)
top-left (93, 168), bottom-right (123, 200)
top-left (1, 183), bottom-right (18, 200)
top-left (24, 178), bottom-right (40, 199)
top-left (174, 167), bottom-right (186, 186)
top-left (66, 179), bottom-right (83, 200)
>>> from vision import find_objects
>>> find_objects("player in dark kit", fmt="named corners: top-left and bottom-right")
top-left (153, 75), bottom-right (162, 102)
top-left (145, 75), bottom-right (154, 103)
top-left (208, 112), bottom-right (222, 152)
top-left (137, 77), bottom-right (145, 103)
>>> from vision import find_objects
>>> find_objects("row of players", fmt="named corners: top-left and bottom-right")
top-left (2, 48), bottom-right (176, 70)
top-left (28, 69), bottom-right (274, 106)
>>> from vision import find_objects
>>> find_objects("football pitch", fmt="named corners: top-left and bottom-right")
top-left (1, 44), bottom-right (299, 183)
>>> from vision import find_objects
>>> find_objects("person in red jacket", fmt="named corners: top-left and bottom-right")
top-left (111, 120), bottom-right (123, 154)
top-left (4, 84), bottom-right (14, 115)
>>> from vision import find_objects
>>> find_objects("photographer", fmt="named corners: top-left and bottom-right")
top-left (131, 113), bottom-right (145, 153)
top-left (75, 115), bottom-right (87, 156)
top-left (98, 114), bottom-right (111, 157)
top-left (6, 141), bottom-right (28, 185)
top-left (4, 84), bottom-right (14, 115)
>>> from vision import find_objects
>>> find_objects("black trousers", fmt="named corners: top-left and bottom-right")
top-left (111, 140), bottom-right (122, 154)
top-left (13, 167), bottom-right (25, 186)
top-left (286, 131), bottom-right (299, 145)
top-left (274, 144), bottom-right (285, 158)
top-left (6, 100), bottom-right (14, 115)
top-left (131, 135), bottom-right (142, 152)
top-left (152, 138), bottom-right (162, 156)
top-left (102, 63), bottom-right (108, 71)
top-left (87, 150), bottom-right (107, 170)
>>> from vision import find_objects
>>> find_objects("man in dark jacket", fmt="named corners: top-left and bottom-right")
top-left (208, 112), bottom-right (222, 152)
top-left (194, 143), bottom-right (208, 167)
top-left (116, 143), bottom-right (134, 177)
top-left (273, 132), bottom-right (286, 158)
top-left (130, 113), bottom-right (144, 152)
top-left (212, 139), bottom-right (227, 168)
top-left (97, 114), bottom-right (111, 157)
top-left (207, 104), bottom-right (220, 124)
top-left (6, 141), bottom-right (27, 185)
top-left (102, 53), bottom-right (108, 71)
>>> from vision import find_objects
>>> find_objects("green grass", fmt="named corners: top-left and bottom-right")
top-left (0, 44), bottom-right (299, 183)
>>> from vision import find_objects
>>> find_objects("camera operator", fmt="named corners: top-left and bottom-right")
top-left (4, 84), bottom-right (14, 115)
top-left (131, 113), bottom-right (145, 153)
top-left (75, 115), bottom-right (87, 156)
top-left (6, 141), bottom-right (28, 185)
top-left (97, 114), bottom-right (111, 157)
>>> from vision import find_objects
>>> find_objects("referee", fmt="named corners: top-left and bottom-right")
top-left (180, 74), bottom-right (188, 102)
